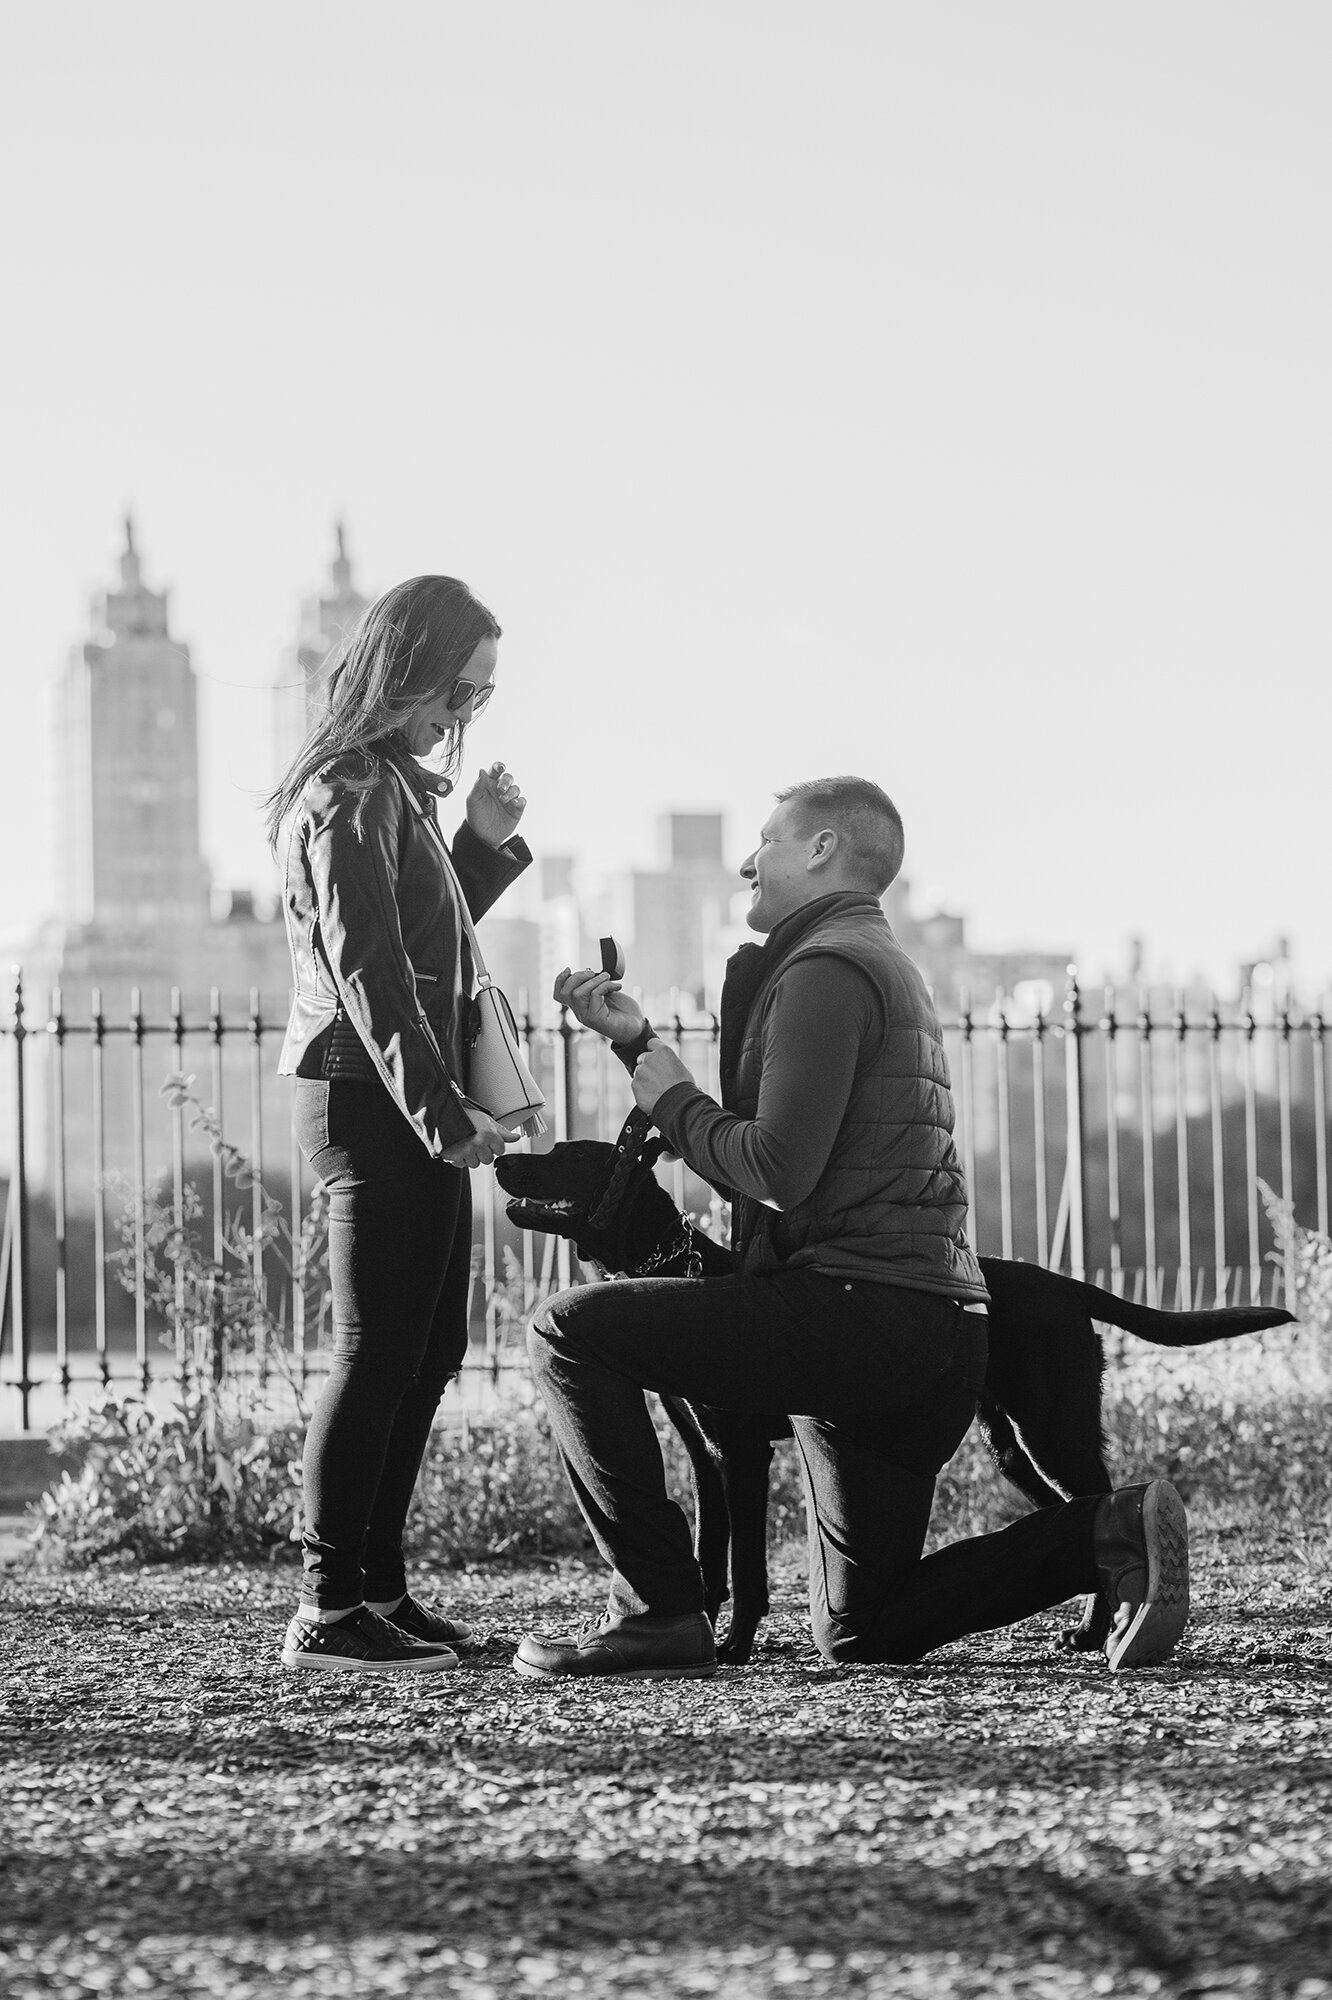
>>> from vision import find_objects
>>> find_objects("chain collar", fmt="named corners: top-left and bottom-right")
top-left (603, 1208), bottom-right (703, 1282)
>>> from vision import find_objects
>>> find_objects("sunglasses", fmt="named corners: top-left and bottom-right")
top-left (446, 678), bottom-right (494, 715)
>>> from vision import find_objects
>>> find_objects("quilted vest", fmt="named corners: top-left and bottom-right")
top-left (731, 906), bottom-right (987, 1300)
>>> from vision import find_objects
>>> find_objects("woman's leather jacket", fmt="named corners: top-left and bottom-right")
top-left (277, 744), bottom-right (531, 1154)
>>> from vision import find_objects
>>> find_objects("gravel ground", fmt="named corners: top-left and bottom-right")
top-left (2, 1530), bottom-right (1330, 2000)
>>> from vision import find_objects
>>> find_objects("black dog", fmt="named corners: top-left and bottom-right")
top-left (496, 1128), bottom-right (1292, 1663)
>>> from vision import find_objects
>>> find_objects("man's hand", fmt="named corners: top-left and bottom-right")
top-left (632, 1038), bottom-right (697, 1116)
top-left (440, 1104), bottom-right (521, 1169)
top-left (465, 762), bottom-right (526, 849)
top-left (553, 967), bottom-right (646, 1046)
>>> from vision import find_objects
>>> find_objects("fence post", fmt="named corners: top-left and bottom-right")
top-left (1100, 985), bottom-right (1123, 1291)
top-left (555, 1004), bottom-right (576, 1290)
top-left (1172, 988), bottom-right (1192, 1308)
top-left (956, 988), bottom-right (977, 1253)
top-left (1312, 1004), bottom-right (1329, 1240)
top-left (130, 986), bottom-right (148, 1392)
top-left (5, 969), bottom-right (33, 1430)
top-left (994, 989), bottom-right (1013, 1260)
top-left (1278, 993), bottom-right (1296, 1308)
top-left (248, 987), bottom-right (267, 1388)
top-left (91, 987), bottom-right (109, 1384)
top-left (170, 988), bottom-right (187, 1379)
top-left (1206, 993), bottom-right (1228, 1306)
top-left (1240, 988), bottom-right (1261, 1305)
top-left (1063, 965), bottom-right (1087, 1280)
top-left (49, 985), bottom-right (71, 1398)
top-left (209, 988), bottom-right (225, 1267)
top-left (1031, 997), bottom-right (1050, 1267)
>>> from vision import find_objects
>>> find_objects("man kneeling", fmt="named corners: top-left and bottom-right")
top-left (514, 777), bottom-right (1188, 1681)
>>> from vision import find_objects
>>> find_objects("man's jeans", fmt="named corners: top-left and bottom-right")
top-left (528, 1269), bottom-right (1101, 1664)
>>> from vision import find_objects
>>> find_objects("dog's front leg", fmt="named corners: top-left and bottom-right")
top-left (658, 1394), bottom-right (732, 1628)
top-left (715, 1435), bottom-right (779, 1665)
top-left (692, 1407), bottom-right (788, 1665)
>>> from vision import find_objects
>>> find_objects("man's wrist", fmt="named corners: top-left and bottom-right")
top-left (612, 1020), bottom-right (654, 1072)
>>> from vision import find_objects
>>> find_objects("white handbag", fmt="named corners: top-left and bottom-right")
top-left (461, 952), bottom-right (547, 1135)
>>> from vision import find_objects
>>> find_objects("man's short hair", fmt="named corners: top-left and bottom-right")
top-left (775, 776), bottom-right (905, 894)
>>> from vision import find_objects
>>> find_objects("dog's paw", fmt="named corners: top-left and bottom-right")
top-left (1054, 1592), bottom-right (1110, 1653)
top-left (715, 1621), bottom-right (760, 1667)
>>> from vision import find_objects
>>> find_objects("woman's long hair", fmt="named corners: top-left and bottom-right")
top-left (265, 575), bottom-right (500, 845)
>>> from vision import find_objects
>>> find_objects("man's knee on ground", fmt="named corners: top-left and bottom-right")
top-left (812, 1610), bottom-right (928, 1669)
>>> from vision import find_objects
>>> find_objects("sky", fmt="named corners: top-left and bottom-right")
top-left (3, 1), bottom-right (1329, 994)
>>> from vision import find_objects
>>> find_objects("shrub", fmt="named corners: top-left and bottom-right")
top-left (406, 1385), bottom-right (591, 1563)
top-left (33, 1392), bottom-right (305, 1565)
top-left (32, 1073), bottom-right (321, 1568)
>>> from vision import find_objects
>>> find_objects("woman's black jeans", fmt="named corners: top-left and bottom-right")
top-left (295, 1079), bottom-right (471, 1611)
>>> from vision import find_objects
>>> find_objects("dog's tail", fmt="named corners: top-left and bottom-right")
top-left (1081, 1287), bottom-right (1293, 1347)
top-left (980, 1258), bottom-right (1295, 1348)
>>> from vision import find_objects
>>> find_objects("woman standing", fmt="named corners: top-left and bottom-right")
top-left (267, 575), bottom-right (528, 1672)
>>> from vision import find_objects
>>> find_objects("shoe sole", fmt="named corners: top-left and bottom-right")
top-left (1105, 1480), bottom-right (1189, 1671)
top-left (512, 1657), bottom-right (717, 1682)
top-left (281, 1648), bottom-right (459, 1673)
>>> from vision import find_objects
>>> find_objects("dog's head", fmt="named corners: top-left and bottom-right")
top-left (495, 1136), bottom-right (678, 1277)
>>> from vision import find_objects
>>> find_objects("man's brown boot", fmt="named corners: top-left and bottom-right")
top-left (1093, 1479), bottom-right (1189, 1671)
top-left (513, 1610), bottom-right (717, 1681)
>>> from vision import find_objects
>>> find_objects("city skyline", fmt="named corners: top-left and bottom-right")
top-left (4, 7), bottom-right (1329, 993)
top-left (1, 509), bottom-right (1313, 1010)
top-left (5, 508), bottom-right (1317, 1000)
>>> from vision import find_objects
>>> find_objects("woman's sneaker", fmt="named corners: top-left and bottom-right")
top-left (281, 1606), bottom-right (459, 1674)
top-left (381, 1593), bottom-right (475, 1648)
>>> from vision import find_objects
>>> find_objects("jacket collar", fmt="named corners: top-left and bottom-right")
top-left (719, 891), bottom-right (882, 1102)
top-left (381, 736), bottom-right (452, 810)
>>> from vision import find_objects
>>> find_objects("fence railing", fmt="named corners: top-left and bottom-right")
top-left (1, 966), bottom-right (1325, 1432)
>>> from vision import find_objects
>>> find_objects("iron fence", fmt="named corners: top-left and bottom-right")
top-left (1, 966), bottom-right (1325, 1432)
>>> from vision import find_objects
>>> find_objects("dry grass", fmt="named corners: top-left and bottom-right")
top-left (2, 1527), bottom-right (1331, 2000)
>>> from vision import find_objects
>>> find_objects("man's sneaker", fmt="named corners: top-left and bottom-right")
top-left (513, 1610), bottom-right (716, 1681)
top-left (281, 1606), bottom-right (459, 1674)
top-left (382, 1593), bottom-right (475, 1648)
top-left (1093, 1479), bottom-right (1189, 1671)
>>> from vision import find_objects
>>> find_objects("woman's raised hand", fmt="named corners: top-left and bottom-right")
top-left (466, 762), bottom-right (526, 848)
top-left (553, 967), bottom-right (647, 1046)
top-left (440, 1104), bottom-right (521, 1169)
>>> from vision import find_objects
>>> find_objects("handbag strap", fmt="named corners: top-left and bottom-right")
top-left (389, 763), bottom-right (493, 987)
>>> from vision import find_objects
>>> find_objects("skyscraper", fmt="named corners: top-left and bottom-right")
top-left (57, 516), bottom-right (210, 930)
top-left (272, 523), bottom-right (368, 782)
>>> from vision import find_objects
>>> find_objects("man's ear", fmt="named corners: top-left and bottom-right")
top-left (806, 826), bottom-right (839, 871)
